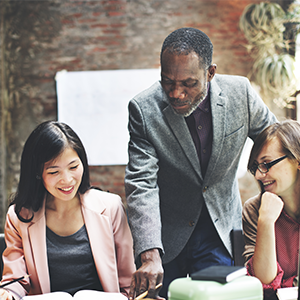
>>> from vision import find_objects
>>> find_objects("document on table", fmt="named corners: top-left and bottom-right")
top-left (277, 287), bottom-right (298, 300)
top-left (22, 290), bottom-right (127, 299)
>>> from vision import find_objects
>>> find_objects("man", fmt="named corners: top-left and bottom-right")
top-left (125, 27), bottom-right (277, 299)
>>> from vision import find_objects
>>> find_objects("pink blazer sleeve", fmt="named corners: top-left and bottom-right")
top-left (1, 204), bottom-right (49, 299)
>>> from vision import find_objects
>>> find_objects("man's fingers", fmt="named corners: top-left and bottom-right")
top-left (146, 285), bottom-right (158, 299)
top-left (129, 252), bottom-right (164, 300)
top-left (130, 272), bottom-right (147, 299)
top-left (146, 280), bottom-right (163, 299)
top-left (129, 276), bottom-right (137, 300)
top-left (137, 276), bottom-right (149, 296)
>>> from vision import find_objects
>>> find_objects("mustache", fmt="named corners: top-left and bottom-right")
top-left (168, 97), bottom-right (190, 106)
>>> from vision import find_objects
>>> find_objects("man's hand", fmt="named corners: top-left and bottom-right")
top-left (129, 248), bottom-right (164, 300)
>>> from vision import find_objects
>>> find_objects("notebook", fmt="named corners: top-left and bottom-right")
top-left (191, 265), bottom-right (247, 283)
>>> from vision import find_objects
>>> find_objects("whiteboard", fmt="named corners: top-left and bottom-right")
top-left (56, 69), bottom-right (160, 165)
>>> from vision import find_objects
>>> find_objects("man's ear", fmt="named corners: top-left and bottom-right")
top-left (207, 64), bottom-right (217, 82)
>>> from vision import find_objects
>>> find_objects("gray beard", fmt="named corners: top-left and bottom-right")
top-left (173, 85), bottom-right (208, 117)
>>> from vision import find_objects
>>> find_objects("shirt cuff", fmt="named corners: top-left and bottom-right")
top-left (246, 257), bottom-right (284, 294)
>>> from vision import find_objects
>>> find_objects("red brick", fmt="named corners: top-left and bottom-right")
top-left (110, 23), bottom-right (127, 28)
top-left (78, 18), bottom-right (97, 24)
top-left (88, 47), bottom-right (107, 53)
top-left (107, 11), bottom-right (124, 17)
top-left (105, 40), bottom-right (121, 46)
top-left (90, 24), bottom-right (109, 28)
top-left (92, 12), bottom-right (104, 17)
top-left (102, 29), bottom-right (120, 34)
top-left (61, 19), bottom-right (74, 24)
top-left (70, 13), bottom-right (83, 18)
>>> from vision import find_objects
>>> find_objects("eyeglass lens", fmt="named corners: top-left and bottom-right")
top-left (257, 164), bottom-right (268, 173)
top-left (250, 155), bottom-right (287, 176)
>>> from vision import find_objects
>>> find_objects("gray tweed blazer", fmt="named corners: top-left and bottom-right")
top-left (125, 74), bottom-right (277, 264)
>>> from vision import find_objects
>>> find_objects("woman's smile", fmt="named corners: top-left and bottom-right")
top-left (58, 186), bottom-right (74, 194)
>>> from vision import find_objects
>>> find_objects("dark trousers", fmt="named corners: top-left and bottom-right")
top-left (159, 204), bottom-right (233, 299)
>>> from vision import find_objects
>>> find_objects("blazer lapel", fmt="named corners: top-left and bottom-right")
top-left (205, 78), bottom-right (226, 180)
top-left (81, 196), bottom-right (119, 292)
top-left (28, 201), bottom-right (50, 294)
top-left (163, 104), bottom-right (202, 181)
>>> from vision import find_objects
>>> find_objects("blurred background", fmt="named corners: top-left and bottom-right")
top-left (1, 0), bottom-right (299, 231)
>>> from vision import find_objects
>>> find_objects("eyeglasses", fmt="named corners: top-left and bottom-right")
top-left (249, 155), bottom-right (288, 176)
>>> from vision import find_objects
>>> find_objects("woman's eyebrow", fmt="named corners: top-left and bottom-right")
top-left (45, 159), bottom-right (79, 170)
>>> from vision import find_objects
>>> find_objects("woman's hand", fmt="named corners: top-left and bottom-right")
top-left (0, 288), bottom-right (14, 300)
top-left (252, 191), bottom-right (284, 284)
top-left (259, 192), bottom-right (284, 224)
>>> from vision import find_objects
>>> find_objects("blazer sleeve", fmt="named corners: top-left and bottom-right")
top-left (245, 78), bottom-right (277, 141)
top-left (1, 206), bottom-right (31, 299)
top-left (125, 98), bottom-right (163, 261)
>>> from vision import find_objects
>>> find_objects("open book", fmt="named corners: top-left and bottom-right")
top-left (22, 290), bottom-right (127, 300)
top-left (276, 287), bottom-right (298, 300)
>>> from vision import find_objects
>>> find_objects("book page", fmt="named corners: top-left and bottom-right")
top-left (276, 287), bottom-right (298, 300)
top-left (22, 291), bottom-right (127, 300)
top-left (74, 290), bottom-right (127, 300)
top-left (22, 291), bottom-right (72, 299)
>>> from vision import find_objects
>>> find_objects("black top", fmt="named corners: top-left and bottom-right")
top-left (46, 224), bottom-right (103, 295)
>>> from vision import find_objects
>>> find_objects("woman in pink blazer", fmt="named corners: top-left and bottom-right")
top-left (0, 121), bottom-right (135, 300)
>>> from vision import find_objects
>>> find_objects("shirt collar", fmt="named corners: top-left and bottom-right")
top-left (196, 82), bottom-right (210, 113)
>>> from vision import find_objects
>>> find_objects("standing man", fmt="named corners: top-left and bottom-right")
top-left (125, 27), bottom-right (277, 299)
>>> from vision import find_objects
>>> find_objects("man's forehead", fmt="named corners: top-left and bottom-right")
top-left (161, 49), bottom-right (199, 60)
top-left (160, 73), bottom-right (199, 83)
top-left (161, 51), bottom-right (206, 74)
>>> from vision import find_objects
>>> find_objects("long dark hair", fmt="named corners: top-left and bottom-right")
top-left (11, 121), bottom-right (90, 222)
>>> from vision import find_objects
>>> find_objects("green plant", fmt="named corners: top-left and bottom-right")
top-left (240, 2), bottom-right (286, 55)
top-left (254, 53), bottom-right (296, 99)
top-left (240, 2), bottom-right (300, 105)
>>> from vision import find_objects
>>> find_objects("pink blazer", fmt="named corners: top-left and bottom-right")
top-left (1, 189), bottom-right (136, 299)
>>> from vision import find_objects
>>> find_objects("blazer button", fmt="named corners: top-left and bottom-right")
top-left (189, 221), bottom-right (195, 227)
top-left (203, 186), bottom-right (208, 192)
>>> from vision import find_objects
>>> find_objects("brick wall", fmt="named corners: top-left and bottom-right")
top-left (1, 0), bottom-right (283, 218)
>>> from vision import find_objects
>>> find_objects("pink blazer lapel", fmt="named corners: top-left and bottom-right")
top-left (28, 201), bottom-right (51, 294)
top-left (81, 196), bottom-right (119, 292)
top-left (26, 192), bottom-right (120, 294)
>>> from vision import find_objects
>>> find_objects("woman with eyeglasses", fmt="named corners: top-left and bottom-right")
top-left (242, 119), bottom-right (300, 300)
